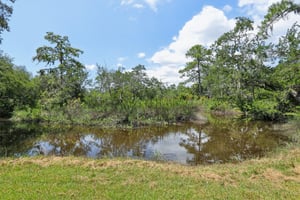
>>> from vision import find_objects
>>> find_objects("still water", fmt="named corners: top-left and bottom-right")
top-left (0, 118), bottom-right (295, 165)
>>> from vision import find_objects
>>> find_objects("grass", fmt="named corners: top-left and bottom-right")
top-left (0, 145), bottom-right (300, 200)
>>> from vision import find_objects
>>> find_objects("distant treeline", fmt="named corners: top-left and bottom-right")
top-left (0, 0), bottom-right (300, 125)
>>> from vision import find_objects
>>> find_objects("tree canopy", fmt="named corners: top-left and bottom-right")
top-left (1, 0), bottom-right (300, 123)
top-left (0, 0), bottom-right (15, 43)
top-left (33, 32), bottom-right (88, 107)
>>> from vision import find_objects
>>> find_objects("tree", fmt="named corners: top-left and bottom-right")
top-left (0, 0), bottom-right (15, 43)
top-left (33, 32), bottom-right (88, 107)
top-left (273, 23), bottom-right (300, 86)
top-left (258, 0), bottom-right (300, 112)
top-left (273, 22), bottom-right (300, 106)
top-left (95, 65), bottom-right (149, 123)
top-left (0, 54), bottom-right (36, 117)
top-left (259, 0), bottom-right (300, 38)
top-left (212, 17), bottom-right (256, 98)
top-left (179, 44), bottom-right (211, 96)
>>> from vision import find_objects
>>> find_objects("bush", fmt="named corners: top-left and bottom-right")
top-left (250, 99), bottom-right (284, 121)
top-left (199, 97), bottom-right (237, 115)
top-left (12, 107), bottom-right (42, 122)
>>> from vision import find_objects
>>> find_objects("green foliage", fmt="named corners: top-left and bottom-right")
top-left (5, 1), bottom-right (300, 124)
top-left (33, 32), bottom-right (88, 107)
top-left (178, 1), bottom-right (300, 121)
top-left (199, 97), bottom-right (237, 116)
top-left (0, 54), bottom-right (38, 117)
top-left (10, 64), bottom-right (196, 126)
top-left (85, 66), bottom-right (197, 126)
top-left (259, 0), bottom-right (300, 38)
top-left (11, 107), bottom-right (42, 122)
top-left (0, 0), bottom-right (15, 43)
top-left (208, 100), bottom-right (232, 113)
top-left (179, 44), bottom-right (211, 96)
top-left (273, 23), bottom-right (300, 88)
top-left (250, 99), bottom-right (283, 121)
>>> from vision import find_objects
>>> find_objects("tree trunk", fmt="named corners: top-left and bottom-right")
top-left (197, 60), bottom-right (201, 96)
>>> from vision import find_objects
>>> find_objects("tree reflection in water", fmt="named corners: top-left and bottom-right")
top-left (178, 120), bottom-right (289, 165)
top-left (0, 121), bottom-right (292, 165)
top-left (180, 127), bottom-right (213, 165)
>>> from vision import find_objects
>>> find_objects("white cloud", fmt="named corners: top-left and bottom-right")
top-left (137, 52), bottom-right (146, 58)
top-left (144, 0), bottom-right (159, 12)
top-left (238, 0), bottom-right (300, 42)
top-left (238, 0), bottom-right (262, 7)
top-left (121, 0), bottom-right (134, 6)
top-left (269, 13), bottom-right (300, 43)
top-left (117, 57), bottom-right (127, 62)
top-left (148, 6), bottom-right (235, 84)
top-left (121, 0), bottom-right (143, 10)
top-left (148, 1), bottom-right (300, 84)
top-left (116, 57), bottom-right (128, 69)
top-left (85, 64), bottom-right (97, 71)
top-left (117, 63), bottom-right (124, 68)
top-left (120, 0), bottom-right (170, 12)
top-left (223, 5), bottom-right (232, 13)
top-left (238, 0), bottom-right (300, 21)
top-left (147, 65), bottom-right (183, 85)
top-left (133, 4), bottom-right (144, 9)
top-left (238, 0), bottom-right (281, 21)
top-left (144, 0), bottom-right (172, 12)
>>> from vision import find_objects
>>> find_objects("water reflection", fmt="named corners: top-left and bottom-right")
top-left (0, 119), bottom-right (294, 165)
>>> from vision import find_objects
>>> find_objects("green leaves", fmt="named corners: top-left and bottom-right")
top-left (180, 44), bottom-right (211, 96)
top-left (259, 0), bottom-right (300, 38)
top-left (33, 32), bottom-right (84, 66)
top-left (0, 54), bottom-right (37, 117)
top-left (33, 32), bottom-right (88, 107)
top-left (91, 65), bottom-right (196, 125)
top-left (179, 1), bottom-right (300, 121)
top-left (0, 0), bottom-right (15, 43)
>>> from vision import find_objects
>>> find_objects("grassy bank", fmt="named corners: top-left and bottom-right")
top-left (1, 146), bottom-right (299, 200)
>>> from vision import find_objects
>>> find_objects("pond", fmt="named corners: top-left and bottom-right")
top-left (0, 118), bottom-right (296, 165)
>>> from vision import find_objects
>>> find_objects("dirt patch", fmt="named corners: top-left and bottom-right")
top-left (201, 173), bottom-right (223, 181)
top-left (263, 169), bottom-right (286, 182)
top-left (149, 181), bottom-right (158, 189)
top-left (294, 166), bottom-right (300, 175)
top-left (263, 168), bottom-right (300, 183)
top-left (191, 112), bottom-right (208, 125)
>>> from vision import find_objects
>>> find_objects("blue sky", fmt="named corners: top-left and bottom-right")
top-left (1, 0), bottom-right (300, 84)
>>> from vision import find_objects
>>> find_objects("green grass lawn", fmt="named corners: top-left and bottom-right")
top-left (0, 148), bottom-right (299, 200)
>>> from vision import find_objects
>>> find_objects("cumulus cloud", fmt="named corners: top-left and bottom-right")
top-left (148, 1), bottom-right (300, 84)
top-left (137, 52), bottom-right (146, 58)
top-left (148, 6), bottom-right (235, 84)
top-left (238, 0), bottom-right (282, 21)
top-left (85, 64), bottom-right (97, 71)
top-left (269, 13), bottom-right (300, 43)
top-left (238, 0), bottom-right (300, 42)
top-left (238, 0), bottom-right (300, 21)
top-left (147, 65), bottom-right (182, 85)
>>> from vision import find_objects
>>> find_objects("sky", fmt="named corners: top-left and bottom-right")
top-left (1, 0), bottom-right (300, 84)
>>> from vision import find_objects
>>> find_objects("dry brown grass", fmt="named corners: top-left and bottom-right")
top-left (1, 147), bottom-right (299, 183)
top-left (1, 147), bottom-right (299, 200)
